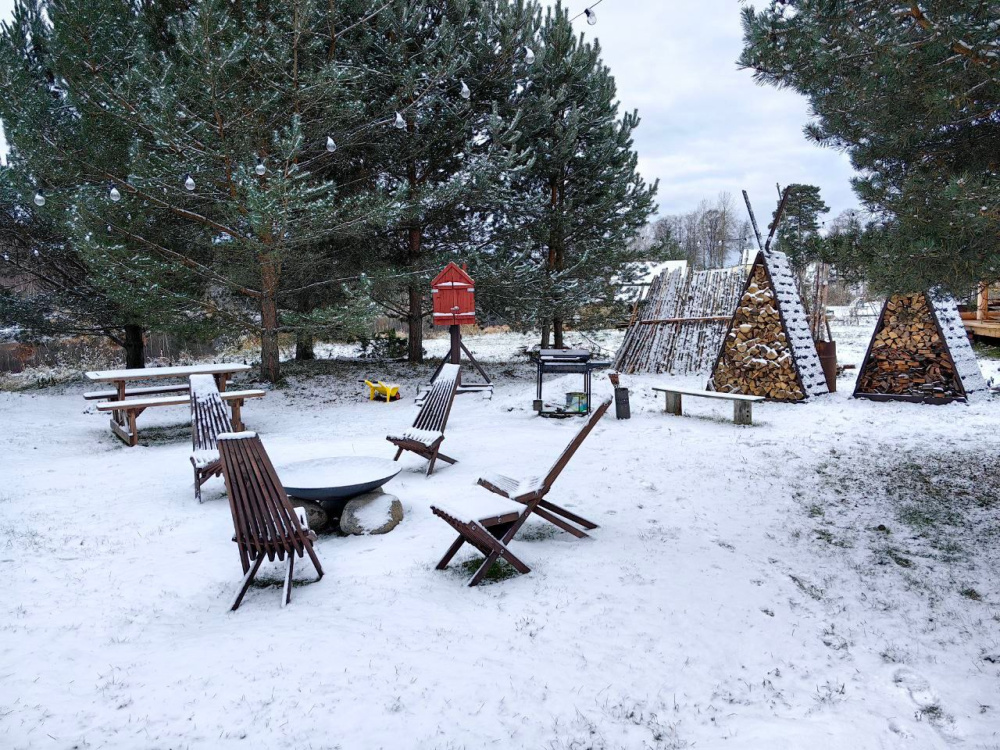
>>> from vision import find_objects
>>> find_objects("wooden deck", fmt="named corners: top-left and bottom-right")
top-left (963, 318), bottom-right (1000, 338)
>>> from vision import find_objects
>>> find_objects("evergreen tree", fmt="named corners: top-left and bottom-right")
top-left (0, 0), bottom-right (391, 382)
top-left (772, 183), bottom-right (830, 272)
top-left (0, 0), bottom-right (209, 367)
top-left (355, 0), bottom-right (536, 362)
top-left (486, 2), bottom-right (657, 347)
top-left (740, 1), bottom-right (1000, 294)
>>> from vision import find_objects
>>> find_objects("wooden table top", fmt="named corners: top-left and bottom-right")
top-left (85, 363), bottom-right (252, 383)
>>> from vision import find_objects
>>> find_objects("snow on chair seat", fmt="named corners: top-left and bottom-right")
top-left (477, 472), bottom-right (545, 500)
top-left (386, 363), bottom-right (460, 476)
top-left (385, 427), bottom-right (444, 448)
top-left (433, 494), bottom-right (523, 525)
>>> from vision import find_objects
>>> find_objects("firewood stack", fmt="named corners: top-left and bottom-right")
top-left (711, 264), bottom-right (806, 401)
top-left (855, 293), bottom-right (963, 399)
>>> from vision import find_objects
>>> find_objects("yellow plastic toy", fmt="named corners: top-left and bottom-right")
top-left (364, 380), bottom-right (401, 403)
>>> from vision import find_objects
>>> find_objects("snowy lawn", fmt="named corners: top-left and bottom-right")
top-left (2, 324), bottom-right (999, 749)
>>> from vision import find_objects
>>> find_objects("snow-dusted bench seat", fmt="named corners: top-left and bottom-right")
top-left (95, 389), bottom-right (265, 447)
top-left (83, 383), bottom-right (191, 401)
top-left (652, 386), bottom-right (764, 426)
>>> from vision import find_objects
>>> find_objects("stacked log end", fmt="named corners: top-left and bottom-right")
top-left (711, 264), bottom-right (806, 401)
top-left (855, 293), bottom-right (963, 400)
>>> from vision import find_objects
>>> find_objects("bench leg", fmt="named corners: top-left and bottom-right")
top-left (664, 392), bottom-right (682, 416)
top-left (734, 401), bottom-right (753, 426)
top-left (230, 400), bottom-right (244, 431)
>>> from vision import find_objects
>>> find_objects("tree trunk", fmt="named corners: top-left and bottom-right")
top-left (123, 324), bottom-right (145, 369)
top-left (406, 225), bottom-right (424, 363)
top-left (540, 321), bottom-right (551, 349)
top-left (294, 292), bottom-right (316, 361)
top-left (407, 283), bottom-right (424, 363)
top-left (295, 331), bottom-right (315, 361)
top-left (553, 317), bottom-right (564, 349)
top-left (260, 256), bottom-right (281, 383)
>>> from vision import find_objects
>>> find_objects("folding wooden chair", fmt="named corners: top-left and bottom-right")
top-left (387, 363), bottom-right (460, 476)
top-left (217, 432), bottom-right (324, 610)
top-left (432, 397), bottom-right (612, 586)
top-left (189, 374), bottom-right (232, 502)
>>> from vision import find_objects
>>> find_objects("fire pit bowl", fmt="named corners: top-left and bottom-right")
top-left (280, 457), bottom-right (401, 502)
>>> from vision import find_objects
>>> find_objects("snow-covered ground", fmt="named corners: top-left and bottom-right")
top-left (2, 320), bottom-right (999, 749)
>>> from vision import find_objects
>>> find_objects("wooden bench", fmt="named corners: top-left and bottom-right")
top-left (217, 431), bottom-right (323, 610)
top-left (652, 386), bottom-right (764, 426)
top-left (83, 384), bottom-right (191, 401)
top-left (387, 363), bottom-right (460, 476)
top-left (432, 397), bottom-right (612, 586)
top-left (189, 375), bottom-right (234, 502)
top-left (96, 389), bottom-right (265, 446)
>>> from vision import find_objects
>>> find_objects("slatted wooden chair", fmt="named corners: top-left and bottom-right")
top-left (217, 432), bottom-right (324, 610)
top-left (387, 363), bottom-right (460, 476)
top-left (189, 374), bottom-right (232, 502)
top-left (432, 397), bottom-right (612, 586)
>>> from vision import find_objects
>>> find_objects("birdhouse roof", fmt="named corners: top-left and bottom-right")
top-left (431, 262), bottom-right (474, 289)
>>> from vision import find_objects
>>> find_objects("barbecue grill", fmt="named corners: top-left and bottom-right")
top-left (532, 348), bottom-right (610, 417)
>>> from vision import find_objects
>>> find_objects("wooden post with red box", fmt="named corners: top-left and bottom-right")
top-left (427, 262), bottom-right (493, 397)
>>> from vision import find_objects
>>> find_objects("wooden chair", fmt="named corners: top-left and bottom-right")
top-left (217, 432), bottom-right (324, 610)
top-left (432, 397), bottom-right (612, 586)
top-left (387, 363), bottom-right (460, 476)
top-left (189, 374), bottom-right (231, 502)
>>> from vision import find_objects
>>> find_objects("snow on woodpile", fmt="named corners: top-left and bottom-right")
top-left (763, 250), bottom-right (829, 397)
top-left (709, 251), bottom-right (828, 401)
top-left (614, 264), bottom-right (747, 375)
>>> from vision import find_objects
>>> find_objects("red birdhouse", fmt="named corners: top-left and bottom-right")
top-left (431, 262), bottom-right (476, 327)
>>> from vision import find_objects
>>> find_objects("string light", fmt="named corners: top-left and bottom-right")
top-left (184, 173), bottom-right (196, 191)
top-left (255, 158), bottom-right (266, 176)
top-left (326, 136), bottom-right (337, 152)
top-left (460, 80), bottom-right (471, 99)
top-left (394, 111), bottom-right (406, 129)
top-left (570, 1), bottom-right (604, 25)
top-left (33, 190), bottom-right (45, 207)
top-left (109, 185), bottom-right (122, 202)
top-left (524, 46), bottom-right (535, 64)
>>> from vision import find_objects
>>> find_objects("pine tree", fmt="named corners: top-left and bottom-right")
top-left (0, 0), bottom-right (392, 382)
top-left (353, 0), bottom-right (536, 362)
top-left (739, 1), bottom-right (1000, 294)
top-left (772, 183), bottom-right (830, 272)
top-left (0, 0), bottom-right (209, 367)
top-left (488, 2), bottom-right (657, 347)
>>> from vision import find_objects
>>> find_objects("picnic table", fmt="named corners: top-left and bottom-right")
top-left (84, 363), bottom-right (262, 446)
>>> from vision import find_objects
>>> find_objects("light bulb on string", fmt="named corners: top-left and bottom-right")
top-left (524, 47), bottom-right (535, 64)
top-left (33, 190), bottom-right (45, 207)
top-left (109, 185), bottom-right (122, 202)
top-left (326, 136), bottom-right (337, 153)
top-left (255, 158), bottom-right (266, 176)
top-left (460, 80), bottom-right (471, 100)
top-left (394, 111), bottom-right (406, 129)
top-left (585, 8), bottom-right (597, 24)
top-left (184, 174), bottom-right (196, 191)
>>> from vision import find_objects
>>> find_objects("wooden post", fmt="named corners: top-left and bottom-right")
top-left (978, 282), bottom-right (989, 321)
top-left (230, 399), bottom-right (244, 431)
top-left (733, 400), bottom-right (753, 426)
top-left (664, 392), bottom-right (682, 416)
top-left (449, 324), bottom-right (462, 387)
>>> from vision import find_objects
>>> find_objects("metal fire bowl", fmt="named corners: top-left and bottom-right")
top-left (280, 456), bottom-right (401, 502)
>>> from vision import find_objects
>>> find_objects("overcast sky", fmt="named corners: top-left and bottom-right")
top-left (0, 0), bottom-right (860, 222)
